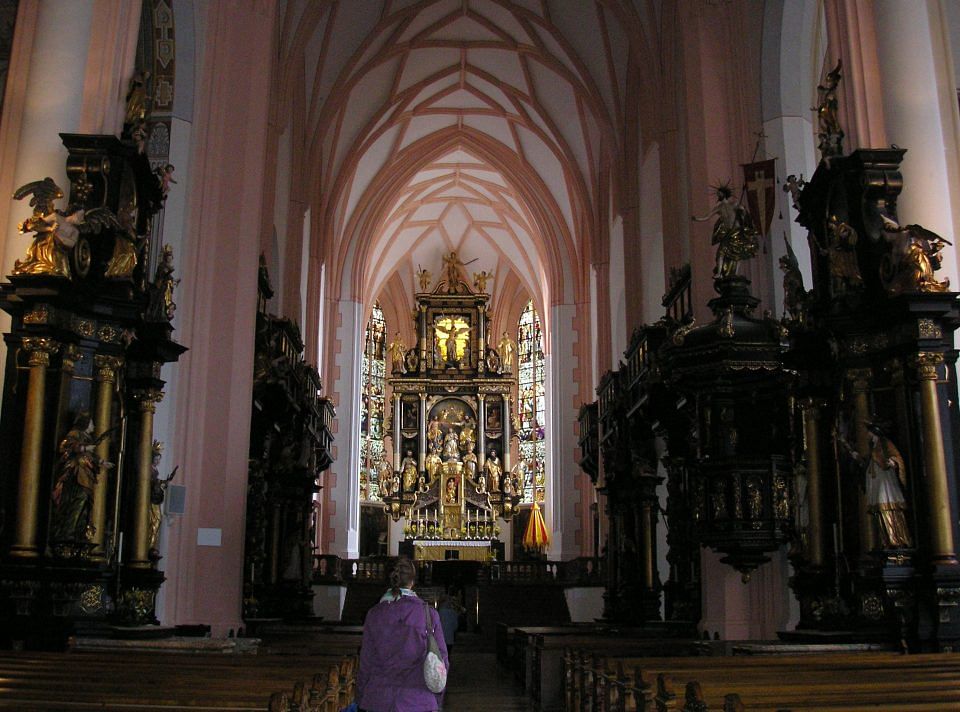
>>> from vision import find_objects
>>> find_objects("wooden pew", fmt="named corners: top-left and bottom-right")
top-left (0, 650), bottom-right (356, 710)
top-left (565, 650), bottom-right (960, 712)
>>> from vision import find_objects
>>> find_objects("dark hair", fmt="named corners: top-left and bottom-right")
top-left (389, 557), bottom-right (416, 597)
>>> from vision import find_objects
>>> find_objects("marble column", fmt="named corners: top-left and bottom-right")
top-left (873, 0), bottom-right (960, 288)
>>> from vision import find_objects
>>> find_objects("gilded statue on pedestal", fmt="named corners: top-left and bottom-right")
top-left (473, 270), bottom-right (493, 293)
top-left (425, 443), bottom-right (443, 483)
top-left (498, 332), bottom-right (515, 372)
top-left (484, 450), bottom-right (502, 492)
top-left (400, 450), bottom-right (418, 491)
top-left (841, 424), bottom-right (913, 550)
top-left (463, 444), bottom-right (478, 481)
top-left (814, 60), bottom-right (844, 158)
top-left (441, 251), bottom-right (470, 294)
top-left (50, 413), bottom-right (113, 551)
top-left (880, 215), bottom-right (952, 295)
top-left (148, 440), bottom-right (178, 561)
top-left (387, 331), bottom-right (407, 374)
top-left (417, 266), bottom-right (432, 291)
top-left (691, 184), bottom-right (759, 279)
top-left (459, 416), bottom-right (476, 455)
top-left (147, 244), bottom-right (180, 321)
top-left (779, 238), bottom-right (808, 324)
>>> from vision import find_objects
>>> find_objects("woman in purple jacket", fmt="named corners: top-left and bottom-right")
top-left (357, 558), bottom-right (449, 712)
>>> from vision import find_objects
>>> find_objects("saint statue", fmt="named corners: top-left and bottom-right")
top-left (880, 215), bottom-right (952, 294)
top-left (425, 443), bottom-right (443, 483)
top-left (445, 476), bottom-right (459, 504)
top-left (148, 440), bottom-right (178, 560)
top-left (691, 184), bottom-right (759, 279)
top-left (484, 450), bottom-right (502, 492)
top-left (842, 424), bottom-right (913, 549)
top-left (441, 251), bottom-right (469, 294)
top-left (498, 332), bottom-right (515, 372)
top-left (427, 416), bottom-right (443, 452)
top-left (823, 215), bottom-right (862, 296)
top-left (814, 60), bottom-right (844, 157)
top-left (400, 450), bottom-right (418, 492)
top-left (460, 416), bottom-right (476, 456)
top-left (417, 267), bottom-right (432, 292)
top-left (376, 452), bottom-right (393, 490)
top-left (387, 331), bottom-right (407, 374)
top-left (442, 430), bottom-right (461, 463)
top-left (50, 413), bottom-right (113, 547)
top-left (463, 444), bottom-right (478, 481)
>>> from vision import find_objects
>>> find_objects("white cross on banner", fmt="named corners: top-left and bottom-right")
top-left (742, 159), bottom-right (777, 238)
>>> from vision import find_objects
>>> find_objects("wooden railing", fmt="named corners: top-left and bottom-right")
top-left (313, 554), bottom-right (603, 587)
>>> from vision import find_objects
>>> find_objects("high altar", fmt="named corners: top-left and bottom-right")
top-left (380, 253), bottom-right (521, 560)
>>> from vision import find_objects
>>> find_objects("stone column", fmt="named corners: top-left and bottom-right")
top-left (129, 388), bottom-right (162, 569)
top-left (90, 355), bottom-right (123, 561)
top-left (873, 0), bottom-right (960, 288)
top-left (9, 337), bottom-right (58, 559)
top-left (846, 368), bottom-right (876, 554)
top-left (914, 353), bottom-right (958, 565)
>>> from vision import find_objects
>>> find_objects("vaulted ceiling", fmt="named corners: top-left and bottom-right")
top-left (278, 0), bottom-right (659, 315)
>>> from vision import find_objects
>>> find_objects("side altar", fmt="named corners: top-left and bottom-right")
top-left (380, 253), bottom-right (520, 559)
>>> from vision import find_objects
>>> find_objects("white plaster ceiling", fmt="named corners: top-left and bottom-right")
top-left (280, 0), bottom-right (644, 309)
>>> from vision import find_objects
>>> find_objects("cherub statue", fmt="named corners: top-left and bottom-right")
top-left (783, 174), bottom-right (805, 211)
top-left (155, 164), bottom-right (177, 197)
top-left (473, 270), bottom-right (493, 293)
top-left (691, 184), bottom-right (759, 279)
top-left (880, 215), bottom-right (951, 294)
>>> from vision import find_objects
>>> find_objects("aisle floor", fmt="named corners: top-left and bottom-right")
top-left (442, 649), bottom-right (533, 711)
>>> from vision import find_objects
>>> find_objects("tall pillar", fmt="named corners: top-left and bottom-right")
top-left (502, 395), bottom-right (511, 474)
top-left (129, 388), bottom-right (162, 569)
top-left (90, 355), bottom-right (122, 561)
top-left (419, 305), bottom-right (428, 374)
top-left (9, 336), bottom-right (58, 559)
top-left (913, 353), bottom-right (958, 565)
top-left (802, 399), bottom-right (827, 567)
top-left (846, 368), bottom-right (876, 554)
top-left (477, 394), bottom-right (486, 468)
top-left (873, 0), bottom-right (960, 288)
top-left (392, 393), bottom-right (401, 469)
top-left (418, 392), bottom-right (427, 472)
top-left (641, 501), bottom-right (654, 590)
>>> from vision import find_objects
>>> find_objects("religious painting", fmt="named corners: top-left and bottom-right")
top-left (401, 397), bottom-right (418, 431)
top-left (430, 398), bottom-right (474, 435)
top-left (486, 401), bottom-right (502, 432)
top-left (434, 314), bottom-right (471, 368)
top-left (444, 473), bottom-right (460, 505)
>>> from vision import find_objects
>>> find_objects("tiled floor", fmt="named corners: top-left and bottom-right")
top-left (443, 649), bottom-right (533, 710)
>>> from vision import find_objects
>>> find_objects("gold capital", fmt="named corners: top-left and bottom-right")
top-left (133, 389), bottom-right (164, 413)
top-left (22, 337), bottom-right (58, 367)
top-left (845, 367), bottom-right (872, 392)
top-left (913, 352), bottom-right (944, 381)
top-left (94, 355), bottom-right (124, 383)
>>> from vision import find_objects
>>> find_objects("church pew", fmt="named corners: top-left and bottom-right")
top-left (564, 651), bottom-right (960, 712)
top-left (0, 650), bottom-right (356, 710)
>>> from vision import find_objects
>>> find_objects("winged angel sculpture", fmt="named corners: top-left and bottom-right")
top-left (13, 177), bottom-right (118, 279)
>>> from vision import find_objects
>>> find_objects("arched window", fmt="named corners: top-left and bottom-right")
top-left (360, 302), bottom-right (386, 501)
top-left (517, 300), bottom-right (545, 503)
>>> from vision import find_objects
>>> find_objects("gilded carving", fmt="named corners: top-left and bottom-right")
top-left (61, 345), bottom-right (83, 374)
top-left (79, 584), bottom-right (105, 614)
top-left (917, 318), bottom-right (943, 340)
top-left (71, 317), bottom-right (95, 338)
top-left (23, 306), bottom-right (50, 325)
top-left (133, 389), bottom-right (164, 413)
top-left (97, 325), bottom-right (121, 343)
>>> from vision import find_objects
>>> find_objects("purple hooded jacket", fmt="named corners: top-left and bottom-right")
top-left (357, 592), bottom-right (450, 712)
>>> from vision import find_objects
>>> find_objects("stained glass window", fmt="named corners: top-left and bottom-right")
top-left (517, 300), bottom-right (545, 503)
top-left (360, 303), bottom-right (386, 502)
